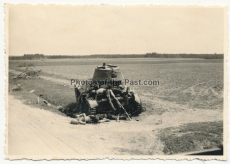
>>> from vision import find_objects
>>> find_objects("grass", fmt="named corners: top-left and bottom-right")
top-left (159, 121), bottom-right (223, 154)
top-left (9, 72), bottom-right (76, 116)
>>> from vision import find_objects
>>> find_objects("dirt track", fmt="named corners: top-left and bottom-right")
top-left (7, 93), bottom-right (222, 158)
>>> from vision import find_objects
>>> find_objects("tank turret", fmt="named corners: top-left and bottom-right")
top-left (91, 63), bottom-right (124, 88)
top-left (93, 63), bottom-right (122, 81)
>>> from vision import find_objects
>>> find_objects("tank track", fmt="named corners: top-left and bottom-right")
top-left (89, 107), bottom-right (97, 115)
top-left (136, 103), bottom-right (142, 114)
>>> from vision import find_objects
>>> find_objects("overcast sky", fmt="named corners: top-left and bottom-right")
top-left (8, 5), bottom-right (225, 56)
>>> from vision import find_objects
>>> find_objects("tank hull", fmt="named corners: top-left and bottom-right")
top-left (72, 63), bottom-right (143, 117)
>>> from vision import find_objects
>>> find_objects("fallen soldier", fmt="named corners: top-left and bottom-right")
top-left (70, 113), bottom-right (110, 125)
top-left (106, 113), bottom-right (128, 121)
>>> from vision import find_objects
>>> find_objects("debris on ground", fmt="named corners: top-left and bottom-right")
top-left (43, 100), bottom-right (56, 108)
top-left (41, 97), bottom-right (129, 125)
top-left (56, 106), bottom-right (64, 110)
top-left (70, 113), bottom-right (110, 125)
top-left (42, 99), bottom-right (68, 111)
top-left (9, 84), bottom-right (21, 92)
top-left (36, 96), bottom-right (39, 104)
top-left (13, 67), bottom-right (42, 79)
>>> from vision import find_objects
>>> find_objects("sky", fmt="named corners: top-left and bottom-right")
top-left (7, 5), bottom-right (225, 56)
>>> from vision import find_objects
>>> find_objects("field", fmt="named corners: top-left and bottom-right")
top-left (8, 58), bottom-right (224, 155)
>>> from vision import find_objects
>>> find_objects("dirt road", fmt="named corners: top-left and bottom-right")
top-left (7, 94), bottom-right (223, 159)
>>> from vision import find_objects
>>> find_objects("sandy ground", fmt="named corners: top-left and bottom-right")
top-left (7, 93), bottom-right (223, 158)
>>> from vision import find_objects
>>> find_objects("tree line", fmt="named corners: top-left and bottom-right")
top-left (9, 53), bottom-right (223, 60)
top-left (144, 52), bottom-right (223, 59)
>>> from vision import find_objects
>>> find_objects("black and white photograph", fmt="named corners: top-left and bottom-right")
top-left (5, 4), bottom-right (227, 160)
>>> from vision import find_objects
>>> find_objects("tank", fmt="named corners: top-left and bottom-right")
top-left (73, 63), bottom-right (143, 117)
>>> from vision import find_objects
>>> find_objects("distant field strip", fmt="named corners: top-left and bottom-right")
top-left (9, 69), bottom-right (70, 86)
